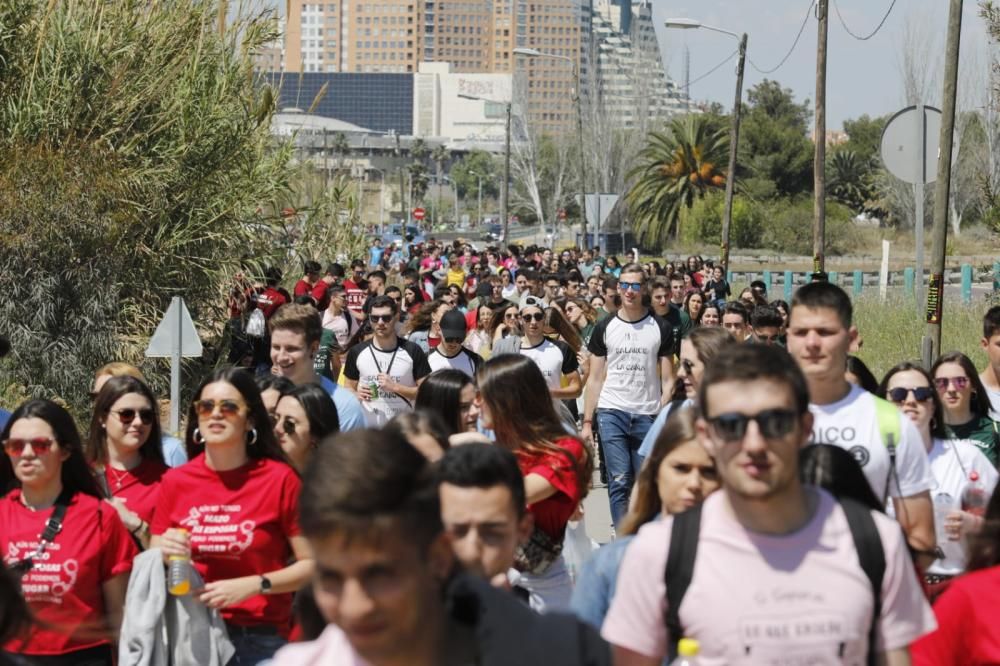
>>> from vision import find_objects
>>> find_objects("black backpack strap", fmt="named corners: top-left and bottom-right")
top-left (840, 497), bottom-right (885, 666)
top-left (664, 504), bottom-right (702, 662)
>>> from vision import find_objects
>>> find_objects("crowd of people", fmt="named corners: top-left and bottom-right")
top-left (2, 237), bottom-right (1000, 665)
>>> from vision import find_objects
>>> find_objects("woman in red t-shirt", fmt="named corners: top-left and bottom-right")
top-left (150, 368), bottom-right (313, 664)
top-left (0, 399), bottom-right (137, 665)
top-left (84, 376), bottom-right (168, 549)
top-left (477, 354), bottom-right (592, 611)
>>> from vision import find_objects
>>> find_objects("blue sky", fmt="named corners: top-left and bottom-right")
top-left (652, 0), bottom-right (990, 129)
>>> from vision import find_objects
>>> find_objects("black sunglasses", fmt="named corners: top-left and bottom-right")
top-left (887, 386), bottom-right (935, 403)
top-left (280, 418), bottom-right (297, 435)
top-left (370, 314), bottom-right (394, 323)
top-left (522, 312), bottom-right (545, 322)
top-left (707, 409), bottom-right (798, 442)
top-left (111, 408), bottom-right (156, 425)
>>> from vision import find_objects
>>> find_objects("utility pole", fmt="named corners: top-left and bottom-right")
top-left (501, 101), bottom-right (512, 247)
top-left (574, 62), bottom-right (588, 249)
top-left (926, 0), bottom-right (964, 363)
top-left (719, 33), bottom-right (747, 275)
top-left (395, 133), bottom-right (407, 227)
top-left (813, 0), bottom-right (829, 275)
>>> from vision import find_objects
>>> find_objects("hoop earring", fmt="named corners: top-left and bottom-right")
top-left (247, 428), bottom-right (258, 446)
top-left (193, 428), bottom-right (205, 445)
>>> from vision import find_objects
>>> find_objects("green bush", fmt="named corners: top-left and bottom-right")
top-left (759, 197), bottom-right (854, 255)
top-left (679, 191), bottom-right (764, 250)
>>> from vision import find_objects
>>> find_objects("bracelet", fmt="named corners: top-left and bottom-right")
top-left (582, 419), bottom-right (593, 425)
top-left (131, 521), bottom-right (146, 536)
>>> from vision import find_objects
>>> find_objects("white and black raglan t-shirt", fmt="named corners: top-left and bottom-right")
top-left (809, 383), bottom-right (933, 502)
top-left (520, 338), bottom-right (579, 391)
top-left (588, 311), bottom-right (674, 415)
top-left (427, 346), bottom-right (483, 378)
top-left (345, 338), bottom-right (431, 427)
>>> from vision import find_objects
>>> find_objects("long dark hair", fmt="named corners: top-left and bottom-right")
top-left (415, 369), bottom-right (474, 436)
top-left (967, 485), bottom-right (1000, 572)
top-left (279, 383), bottom-right (341, 442)
top-left (0, 400), bottom-right (102, 499)
top-left (478, 355), bottom-right (591, 501)
top-left (876, 361), bottom-right (947, 439)
top-left (85, 376), bottom-right (165, 467)
top-left (931, 351), bottom-right (993, 419)
top-left (619, 407), bottom-right (709, 536)
top-left (799, 444), bottom-right (883, 512)
top-left (542, 306), bottom-right (582, 353)
top-left (184, 367), bottom-right (292, 466)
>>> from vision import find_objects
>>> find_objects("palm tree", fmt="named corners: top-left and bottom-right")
top-left (626, 115), bottom-right (728, 244)
top-left (827, 149), bottom-right (871, 213)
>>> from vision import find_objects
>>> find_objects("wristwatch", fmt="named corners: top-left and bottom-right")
top-left (259, 575), bottom-right (272, 595)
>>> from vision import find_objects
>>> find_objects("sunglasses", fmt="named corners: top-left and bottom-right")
top-left (706, 409), bottom-right (798, 443)
top-left (111, 408), bottom-right (155, 425)
top-left (933, 376), bottom-right (969, 391)
top-left (522, 312), bottom-right (545, 322)
top-left (618, 281), bottom-right (643, 292)
top-left (279, 418), bottom-right (298, 435)
top-left (444, 336), bottom-right (464, 344)
top-left (3, 437), bottom-right (57, 456)
top-left (370, 314), bottom-right (394, 323)
top-left (887, 386), bottom-right (935, 403)
top-left (504, 312), bottom-right (520, 320)
top-left (192, 399), bottom-right (246, 418)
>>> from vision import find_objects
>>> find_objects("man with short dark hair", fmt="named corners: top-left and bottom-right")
top-left (344, 294), bottom-right (431, 426)
top-left (294, 260), bottom-right (323, 299)
top-left (428, 310), bottom-right (482, 378)
top-left (721, 301), bottom-right (750, 341)
top-left (603, 344), bottom-right (934, 665)
top-left (436, 444), bottom-right (533, 585)
top-left (787, 282), bottom-right (936, 568)
top-left (272, 430), bottom-right (611, 666)
top-left (667, 273), bottom-right (686, 308)
top-left (978, 305), bottom-right (1000, 415)
top-left (749, 304), bottom-right (783, 345)
top-left (542, 273), bottom-right (562, 304)
top-left (599, 276), bottom-right (620, 320)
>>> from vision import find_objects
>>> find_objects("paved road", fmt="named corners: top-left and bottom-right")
top-left (582, 476), bottom-right (614, 545)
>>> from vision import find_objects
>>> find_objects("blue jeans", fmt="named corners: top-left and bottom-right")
top-left (596, 408), bottom-right (654, 528)
top-left (226, 626), bottom-right (287, 666)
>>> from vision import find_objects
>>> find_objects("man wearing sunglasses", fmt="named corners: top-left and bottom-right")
top-left (427, 310), bottom-right (482, 379)
top-left (344, 295), bottom-right (431, 426)
top-left (787, 282), bottom-right (937, 568)
top-left (583, 264), bottom-right (675, 529)
top-left (749, 305), bottom-right (784, 346)
top-left (603, 344), bottom-right (934, 665)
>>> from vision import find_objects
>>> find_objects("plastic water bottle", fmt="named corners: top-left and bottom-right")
top-left (961, 472), bottom-right (989, 517)
top-left (670, 638), bottom-right (700, 665)
top-left (167, 528), bottom-right (192, 596)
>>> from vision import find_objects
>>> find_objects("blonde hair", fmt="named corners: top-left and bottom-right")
top-left (94, 362), bottom-right (145, 382)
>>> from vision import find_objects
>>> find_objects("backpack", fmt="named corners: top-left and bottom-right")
top-left (245, 307), bottom-right (267, 338)
top-left (664, 497), bottom-right (886, 665)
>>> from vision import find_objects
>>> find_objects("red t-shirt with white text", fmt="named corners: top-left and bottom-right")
top-left (102, 458), bottom-right (168, 524)
top-left (1, 490), bottom-right (137, 655)
top-left (516, 437), bottom-right (584, 541)
top-left (150, 455), bottom-right (302, 628)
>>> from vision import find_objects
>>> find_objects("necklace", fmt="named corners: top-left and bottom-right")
top-left (106, 465), bottom-right (130, 491)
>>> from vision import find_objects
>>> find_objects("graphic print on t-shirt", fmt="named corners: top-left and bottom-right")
top-left (4, 541), bottom-right (78, 602)
top-left (344, 339), bottom-right (431, 426)
top-left (588, 312), bottom-right (673, 415)
top-left (179, 504), bottom-right (256, 557)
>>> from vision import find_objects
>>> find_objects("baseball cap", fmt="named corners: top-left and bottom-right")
top-left (520, 294), bottom-right (545, 310)
top-left (440, 310), bottom-right (468, 339)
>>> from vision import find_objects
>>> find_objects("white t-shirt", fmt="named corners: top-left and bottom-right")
top-left (926, 437), bottom-right (999, 575)
top-left (587, 311), bottom-right (673, 415)
top-left (809, 384), bottom-right (933, 502)
top-left (321, 308), bottom-right (357, 348)
top-left (344, 338), bottom-right (431, 427)
top-left (427, 346), bottom-right (482, 378)
top-left (602, 489), bottom-right (936, 663)
top-left (520, 338), bottom-right (578, 391)
top-left (984, 385), bottom-right (1000, 419)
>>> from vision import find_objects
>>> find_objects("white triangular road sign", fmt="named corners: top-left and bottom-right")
top-left (145, 297), bottom-right (203, 358)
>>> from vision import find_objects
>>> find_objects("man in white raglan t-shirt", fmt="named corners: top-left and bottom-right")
top-left (787, 281), bottom-right (937, 568)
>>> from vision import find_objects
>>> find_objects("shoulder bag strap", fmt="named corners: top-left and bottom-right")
top-left (13, 488), bottom-right (73, 575)
top-left (840, 497), bottom-right (885, 666)
top-left (664, 503), bottom-right (703, 662)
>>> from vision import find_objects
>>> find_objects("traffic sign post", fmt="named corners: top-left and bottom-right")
top-left (412, 207), bottom-right (425, 221)
top-left (146, 297), bottom-right (203, 435)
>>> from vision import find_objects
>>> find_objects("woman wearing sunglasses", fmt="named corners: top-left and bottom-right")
top-left (85, 376), bottom-right (167, 548)
top-left (150, 368), bottom-right (312, 664)
top-left (488, 301), bottom-right (521, 343)
top-left (0, 400), bottom-right (137, 665)
top-left (273, 383), bottom-right (340, 472)
top-left (877, 362), bottom-right (998, 594)
top-left (932, 352), bottom-right (999, 467)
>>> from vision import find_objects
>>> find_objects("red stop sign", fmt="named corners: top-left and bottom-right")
top-left (412, 207), bottom-right (426, 220)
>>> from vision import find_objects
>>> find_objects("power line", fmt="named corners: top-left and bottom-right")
top-left (748, 0), bottom-right (816, 75)
top-left (832, 0), bottom-right (898, 41)
top-left (687, 48), bottom-right (739, 88)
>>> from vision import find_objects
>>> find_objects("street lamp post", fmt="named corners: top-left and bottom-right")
top-left (513, 47), bottom-right (587, 249)
top-left (469, 171), bottom-right (484, 227)
top-left (459, 92), bottom-right (513, 246)
top-left (664, 19), bottom-right (747, 275)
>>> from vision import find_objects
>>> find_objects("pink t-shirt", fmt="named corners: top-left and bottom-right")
top-left (602, 489), bottom-right (935, 664)
top-left (271, 624), bottom-right (369, 665)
